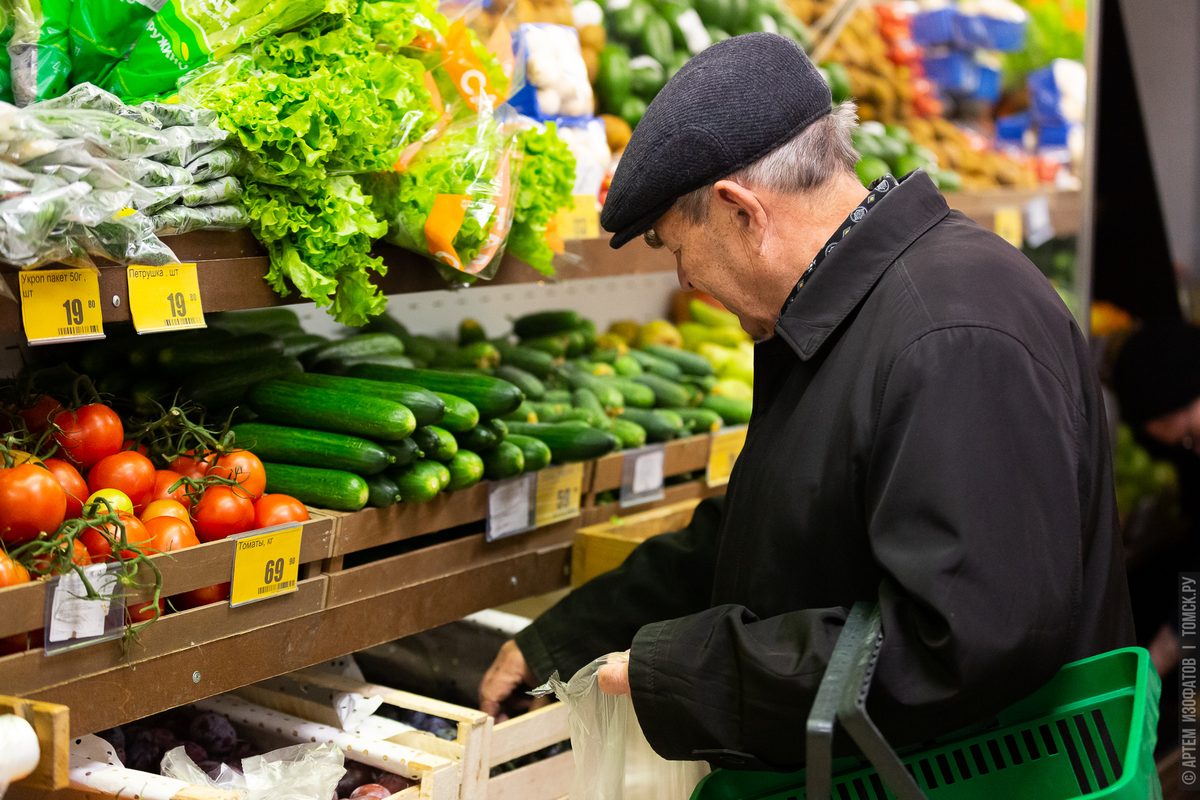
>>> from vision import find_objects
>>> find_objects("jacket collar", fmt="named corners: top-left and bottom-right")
top-left (773, 170), bottom-right (950, 361)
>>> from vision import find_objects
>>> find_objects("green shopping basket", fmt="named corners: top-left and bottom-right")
top-left (690, 602), bottom-right (1163, 800)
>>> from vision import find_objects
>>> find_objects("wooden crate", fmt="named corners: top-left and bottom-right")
top-left (572, 499), bottom-right (704, 588)
top-left (488, 704), bottom-right (572, 800)
top-left (584, 434), bottom-right (711, 505)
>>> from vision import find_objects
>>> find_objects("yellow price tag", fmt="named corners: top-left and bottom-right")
top-left (706, 425), bottom-right (748, 487)
top-left (535, 463), bottom-right (583, 527)
top-left (229, 525), bottom-right (302, 607)
top-left (18, 268), bottom-right (105, 345)
top-left (126, 263), bottom-right (206, 334)
top-left (553, 195), bottom-right (600, 241)
top-left (993, 206), bottom-right (1023, 248)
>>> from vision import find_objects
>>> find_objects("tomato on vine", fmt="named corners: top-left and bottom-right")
top-left (192, 486), bottom-right (255, 542)
top-left (0, 463), bottom-right (67, 545)
top-left (30, 538), bottom-right (92, 574)
top-left (175, 581), bottom-right (230, 610)
top-left (43, 458), bottom-right (88, 519)
top-left (254, 495), bottom-right (310, 528)
top-left (141, 500), bottom-right (193, 532)
top-left (207, 450), bottom-right (266, 501)
top-left (0, 550), bottom-right (30, 587)
top-left (149, 470), bottom-right (191, 508)
top-left (146, 516), bottom-right (200, 553)
top-left (18, 395), bottom-right (64, 434)
top-left (53, 404), bottom-right (123, 470)
top-left (170, 450), bottom-right (216, 482)
top-left (85, 488), bottom-right (134, 516)
top-left (88, 451), bottom-right (156, 511)
top-left (80, 513), bottom-right (152, 562)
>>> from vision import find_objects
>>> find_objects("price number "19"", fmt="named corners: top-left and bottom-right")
top-left (264, 557), bottom-right (286, 584)
top-left (62, 298), bottom-right (94, 325)
top-left (167, 291), bottom-right (187, 318)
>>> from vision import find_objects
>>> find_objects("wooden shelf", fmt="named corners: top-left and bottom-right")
top-left (943, 187), bottom-right (1081, 239)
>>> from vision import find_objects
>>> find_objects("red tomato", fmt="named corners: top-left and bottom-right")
top-left (0, 550), bottom-right (30, 587)
top-left (174, 581), bottom-right (230, 610)
top-left (127, 597), bottom-right (164, 623)
top-left (18, 395), bottom-right (64, 434)
top-left (350, 785), bottom-right (391, 800)
top-left (150, 470), bottom-right (191, 508)
top-left (0, 464), bottom-right (67, 545)
top-left (207, 450), bottom-right (266, 501)
top-left (253, 494), bottom-right (310, 529)
top-left (170, 450), bottom-right (216, 482)
top-left (192, 486), bottom-right (255, 542)
top-left (121, 439), bottom-right (150, 456)
top-left (146, 516), bottom-right (200, 553)
top-left (141, 500), bottom-right (193, 531)
top-left (31, 538), bottom-right (91, 574)
top-left (52, 404), bottom-right (123, 470)
top-left (43, 458), bottom-right (88, 519)
top-left (88, 451), bottom-right (157, 511)
top-left (80, 513), bottom-right (152, 562)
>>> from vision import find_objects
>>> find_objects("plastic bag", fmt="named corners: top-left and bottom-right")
top-left (186, 146), bottom-right (244, 182)
top-left (0, 100), bottom-right (61, 162)
top-left (137, 100), bottom-right (217, 129)
top-left (152, 125), bottom-right (230, 167)
top-left (8, 0), bottom-right (71, 105)
top-left (153, 202), bottom-right (248, 235)
top-left (23, 144), bottom-right (163, 207)
top-left (0, 178), bottom-right (88, 265)
top-left (161, 741), bottom-right (346, 800)
top-left (132, 183), bottom-right (187, 213)
top-left (68, 0), bottom-right (166, 86)
top-left (509, 24), bottom-right (595, 120)
top-left (108, 156), bottom-right (193, 187)
top-left (0, 5), bottom-right (14, 103)
top-left (69, 207), bottom-right (179, 265)
top-left (25, 107), bottom-right (168, 159)
top-left (532, 654), bottom-right (709, 800)
top-left (180, 175), bottom-right (240, 207)
top-left (32, 83), bottom-right (163, 128)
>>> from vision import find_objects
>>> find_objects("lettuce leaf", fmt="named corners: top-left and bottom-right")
top-left (506, 122), bottom-right (575, 276)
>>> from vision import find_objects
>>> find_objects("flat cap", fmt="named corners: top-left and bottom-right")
top-left (601, 32), bottom-right (832, 248)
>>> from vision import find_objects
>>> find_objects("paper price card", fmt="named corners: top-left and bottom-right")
top-left (127, 263), bottom-right (206, 333)
top-left (19, 268), bottom-right (105, 345)
top-left (43, 563), bottom-right (124, 655)
top-left (535, 462), bottom-right (584, 527)
top-left (620, 444), bottom-right (666, 508)
top-left (993, 206), bottom-right (1023, 248)
top-left (487, 473), bottom-right (537, 541)
top-left (554, 195), bottom-right (600, 241)
top-left (706, 425), bottom-right (748, 487)
top-left (229, 525), bottom-right (302, 607)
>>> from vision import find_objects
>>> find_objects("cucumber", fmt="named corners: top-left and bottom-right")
top-left (674, 407), bottom-right (724, 434)
top-left (284, 373), bottom-right (444, 428)
top-left (628, 349), bottom-right (684, 380)
top-left (611, 418), bottom-right (648, 449)
top-left (701, 394), bottom-right (753, 425)
top-left (158, 333), bottom-right (285, 375)
top-left (563, 369), bottom-right (624, 412)
top-left (231, 422), bottom-right (393, 475)
top-left (247, 380), bottom-right (416, 441)
top-left (435, 342), bottom-right (501, 369)
top-left (459, 319), bottom-right (487, 346)
top-left (680, 383), bottom-right (704, 406)
top-left (345, 364), bottom-right (524, 420)
top-left (502, 401), bottom-right (539, 424)
top-left (572, 388), bottom-right (612, 430)
top-left (280, 333), bottom-right (328, 359)
top-left (182, 357), bottom-right (303, 411)
top-left (602, 376), bottom-right (656, 408)
top-left (435, 392), bottom-right (481, 432)
top-left (565, 329), bottom-right (589, 358)
top-left (632, 373), bottom-right (691, 408)
top-left (506, 434), bottom-right (551, 472)
top-left (412, 426), bottom-right (458, 462)
top-left (642, 344), bottom-right (715, 376)
top-left (446, 450), bottom-right (485, 491)
top-left (365, 474), bottom-right (401, 507)
top-left (455, 424), bottom-right (499, 452)
top-left (520, 334), bottom-right (572, 358)
top-left (618, 408), bottom-right (684, 442)
top-left (302, 333), bottom-right (405, 368)
top-left (383, 437), bottom-right (423, 469)
top-left (543, 389), bottom-right (572, 404)
top-left (514, 311), bottom-right (583, 339)
top-left (262, 462), bottom-right (367, 511)
top-left (494, 365), bottom-right (545, 401)
top-left (590, 347), bottom-right (618, 364)
top-left (388, 460), bottom-right (445, 504)
top-left (504, 422), bottom-right (620, 463)
top-left (210, 308), bottom-right (302, 335)
top-left (361, 312), bottom-right (408, 339)
top-left (482, 441), bottom-right (525, 480)
top-left (494, 341), bottom-right (557, 379)
top-left (613, 355), bottom-right (644, 377)
top-left (130, 376), bottom-right (173, 416)
top-left (433, 461), bottom-right (451, 490)
top-left (530, 403), bottom-right (592, 424)
top-left (311, 353), bottom-right (416, 375)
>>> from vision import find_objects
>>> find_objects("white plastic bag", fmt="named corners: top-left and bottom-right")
top-left (533, 654), bottom-right (708, 800)
top-left (161, 741), bottom-right (345, 800)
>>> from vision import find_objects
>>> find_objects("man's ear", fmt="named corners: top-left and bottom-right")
top-left (713, 180), bottom-right (768, 245)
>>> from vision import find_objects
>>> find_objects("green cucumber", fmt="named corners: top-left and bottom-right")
top-left (280, 333), bottom-right (328, 360)
top-left (312, 353), bottom-right (416, 375)
top-left (362, 312), bottom-right (408, 339)
top-left (543, 389), bottom-right (572, 404)
top-left (447, 450), bottom-right (485, 491)
top-left (506, 434), bottom-right (551, 472)
top-left (628, 349), bottom-right (684, 380)
top-left (611, 418), bottom-right (648, 449)
top-left (673, 407), bottom-right (724, 433)
top-left (530, 403), bottom-right (592, 424)
top-left (388, 460), bottom-right (445, 504)
top-left (383, 437), bottom-right (423, 469)
top-left (459, 319), bottom-right (487, 346)
top-left (433, 461), bottom-right (451, 490)
top-left (520, 334), bottom-right (572, 358)
top-left (618, 408), bottom-right (683, 442)
top-left (681, 374), bottom-right (719, 392)
top-left (701, 394), bottom-right (753, 425)
top-left (504, 422), bottom-right (620, 463)
top-left (365, 474), bottom-right (401, 507)
top-left (435, 392), bottom-right (481, 432)
top-left (494, 340), bottom-right (557, 379)
top-left (412, 426), bottom-right (458, 462)
top-left (494, 365), bottom-right (545, 401)
top-left (502, 401), bottom-right (539, 423)
top-left (642, 344), bottom-right (715, 376)
top-left (182, 357), bottom-right (303, 411)
top-left (345, 365), bottom-right (524, 420)
top-left (210, 308), bottom-right (302, 335)
top-left (564, 330), bottom-right (589, 358)
top-left (572, 388), bottom-right (612, 430)
top-left (514, 311), bottom-right (583, 339)
top-left (158, 333), bottom-right (285, 375)
top-left (613, 355), bottom-right (643, 376)
top-left (231, 422), bottom-right (394, 475)
top-left (303, 333), bottom-right (405, 368)
top-left (435, 342), bottom-right (501, 369)
top-left (632, 373), bottom-right (691, 408)
top-left (681, 383), bottom-right (704, 406)
top-left (247, 381), bottom-right (416, 441)
top-left (482, 441), bottom-right (525, 480)
top-left (284, 373), bottom-right (444, 428)
top-left (263, 462), bottom-right (368, 511)
top-left (456, 424), bottom-right (499, 452)
top-left (397, 333), bottom-right (441, 365)
top-left (564, 369), bottom-right (624, 412)
top-left (602, 376), bottom-right (656, 408)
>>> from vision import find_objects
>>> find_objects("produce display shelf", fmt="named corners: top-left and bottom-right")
top-left (0, 188), bottom-right (1080, 337)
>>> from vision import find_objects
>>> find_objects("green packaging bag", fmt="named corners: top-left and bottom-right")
top-left (0, 3), bottom-right (14, 103)
top-left (99, 0), bottom-right (348, 100)
top-left (9, 0), bottom-right (71, 104)
top-left (69, 0), bottom-right (166, 86)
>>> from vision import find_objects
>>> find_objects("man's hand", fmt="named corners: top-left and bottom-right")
top-left (480, 640), bottom-right (540, 717)
top-left (598, 650), bottom-right (631, 696)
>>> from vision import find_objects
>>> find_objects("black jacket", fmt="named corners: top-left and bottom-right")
top-left (515, 172), bottom-right (1136, 771)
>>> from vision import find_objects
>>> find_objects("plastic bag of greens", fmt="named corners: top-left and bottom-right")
top-left (185, 146), bottom-right (244, 182)
top-left (131, 183), bottom-right (186, 213)
top-left (68, 0), bottom-right (166, 86)
top-left (136, 100), bottom-right (216, 129)
top-left (179, 175), bottom-right (239, 207)
top-left (8, 0), bottom-right (71, 105)
top-left (64, 186), bottom-right (135, 226)
top-left (33, 83), bottom-right (162, 128)
top-left (152, 125), bottom-right (229, 167)
top-left (153, 202), bottom-right (248, 235)
top-left (0, 99), bottom-right (60, 161)
top-left (0, 178), bottom-right (89, 266)
top-left (108, 156), bottom-right (192, 187)
top-left (23, 145), bottom-right (162, 206)
top-left (25, 108), bottom-right (168, 159)
top-left (0, 5), bottom-right (14, 103)
top-left (69, 206), bottom-right (178, 265)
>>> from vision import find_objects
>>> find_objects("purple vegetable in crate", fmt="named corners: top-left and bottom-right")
top-left (349, 785), bottom-right (390, 800)
top-left (188, 712), bottom-right (238, 758)
top-left (126, 727), bottom-right (180, 773)
top-left (377, 772), bottom-right (415, 792)
top-left (182, 741), bottom-right (208, 763)
top-left (336, 761), bottom-right (376, 796)
top-left (197, 760), bottom-right (223, 779)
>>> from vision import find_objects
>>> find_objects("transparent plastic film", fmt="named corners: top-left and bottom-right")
top-left (161, 741), bottom-right (346, 800)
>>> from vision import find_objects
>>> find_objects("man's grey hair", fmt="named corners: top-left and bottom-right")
top-left (644, 100), bottom-right (860, 246)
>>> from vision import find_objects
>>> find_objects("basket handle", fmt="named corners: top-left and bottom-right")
top-left (804, 601), bottom-right (928, 800)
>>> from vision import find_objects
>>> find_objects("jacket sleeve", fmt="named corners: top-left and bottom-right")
top-left (629, 327), bottom-right (1086, 769)
top-left (515, 495), bottom-right (725, 683)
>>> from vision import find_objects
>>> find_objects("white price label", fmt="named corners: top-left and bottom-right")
top-left (487, 474), bottom-right (537, 541)
top-left (47, 563), bottom-right (121, 644)
top-left (620, 444), bottom-right (666, 508)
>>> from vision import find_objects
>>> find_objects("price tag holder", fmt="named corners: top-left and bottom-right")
top-left (620, 444), bottom-right (666, 508)
top-left (535, 462), bottom-right (584, 527)
top-left (126, 262), bottom-right (206, 334)
top-left (553, 195), bottom-right (600, 241)
top-left (19, 268), bottom-right (105, 345)
top-left (486, 473), bottom-right (537, 541)
top-left (1024, 196), bottom-right (1055, 248)
top-left (229, 524), bottom-right (302, 607)
top-left (43, 563), bottom-right (124, 655)
top-left (706, 425), bottom-right (748, 487)
top-left (993, 206), bottom-right (1023, 248)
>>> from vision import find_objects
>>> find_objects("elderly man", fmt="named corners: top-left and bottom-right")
top-left (479, 33), bottom-right (1135, 769)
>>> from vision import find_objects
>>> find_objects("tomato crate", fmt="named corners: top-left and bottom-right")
top-left (573, 498), bottom-right (705, 588)
top-left (487, 704), bottom-right (572, 800)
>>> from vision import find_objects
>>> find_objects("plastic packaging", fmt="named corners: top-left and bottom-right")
top-left (532, 654), bottom-right (709, 800)
top-left (25, 107), bottom-right (168, 159)
top-left (67, 0), bottom-right (165, 86)
top-left (153, 203), bottom-right (249, 235)
top-left (509, 24), bottom-right (595, 120)
top-left (0, 100), bottom-right (61, 162)
top-left (0, 178), bottom-right (88, 266)
top-left (179, 175), bottom-right (241, 207)
top-left (32, 82), bottom-right (162, 128)
top-left (69, 206), bottom-right (179, 265)
top-left (185, 146), bottom-right (244, 182)
top-left (8, 0), bottom-right (71, 105)
top-left (161, 741), bottom-right (346, 800)
top-left (0, 6), bottom-right (15, 103)
top-left (132, 183), bottom-right (187, 213)
top-left (136, 101), bottom-right (218, 129)
top-left (152, 125), bottom-right (230, 167)
top-left (107, 156), bottom-right (194, 187)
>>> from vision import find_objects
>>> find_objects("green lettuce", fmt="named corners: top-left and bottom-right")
top-left (506, 123), bottom-right (575, 276)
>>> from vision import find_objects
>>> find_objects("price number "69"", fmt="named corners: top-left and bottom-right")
top-left (264, 557), bottom-right (286, 584)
